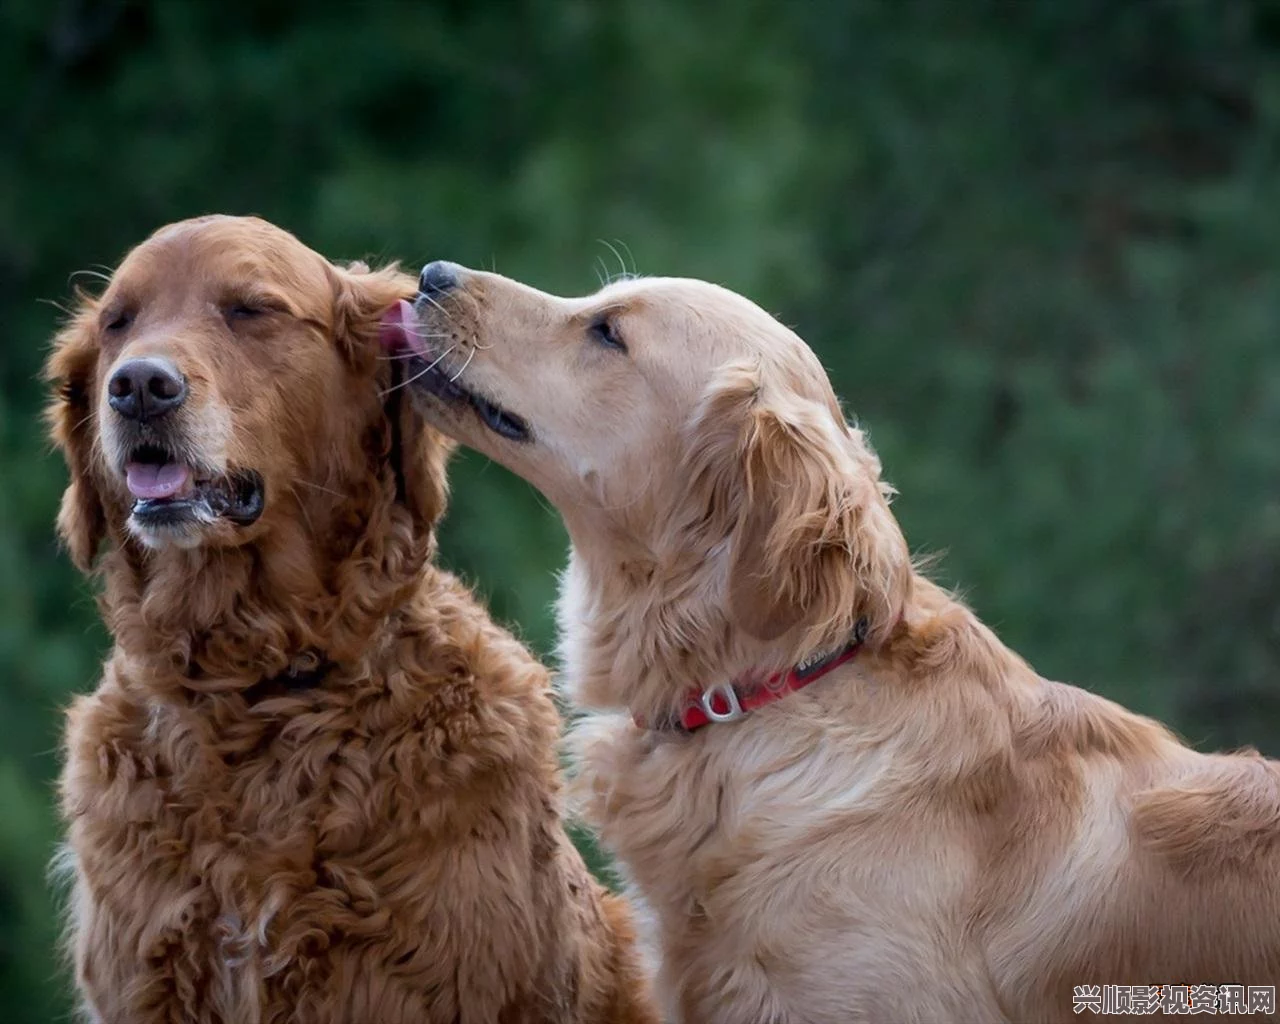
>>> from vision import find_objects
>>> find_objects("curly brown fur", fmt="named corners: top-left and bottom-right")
top-left (404, 266), bottom-right (1280, 1023)
top-left (45, 217), bottom-right (656, 1024)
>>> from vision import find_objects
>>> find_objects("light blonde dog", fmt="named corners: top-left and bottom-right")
top-left (397, 261), bottom-right (1280, 1023)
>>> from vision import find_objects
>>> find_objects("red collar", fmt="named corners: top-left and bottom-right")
top-left (642, 618), bottom-right (869, 732)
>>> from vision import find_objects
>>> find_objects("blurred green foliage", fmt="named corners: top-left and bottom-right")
top-left (3, 1), bottom-right (1279, 1017)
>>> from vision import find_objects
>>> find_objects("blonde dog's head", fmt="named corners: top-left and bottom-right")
top-left (393, 263), bottom-right (911, 709)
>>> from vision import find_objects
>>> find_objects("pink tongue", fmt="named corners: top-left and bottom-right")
top-left (125, 462), bottom-right (191, 500)
top-left (378, 299), bottom-right (426, 357)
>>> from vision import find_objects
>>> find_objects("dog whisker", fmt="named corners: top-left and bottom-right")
top-left (449, 346), bottom-right (476, 383)
top-left (378, 346), bottom-right (457, 397)
top-left (600, 239), bottom-right (628, 284)
top-left (291, 478), bottom-right (346, 500)
top-left (376, 330), bottom-right (452, 362)
top-left (68, 268), bottom-right (114, 288)
top-left (293, 491), bottom-right (317, 537)
top-left (395, 324), bottom-right (449, 341)
top-left (596, 239), bottom-right (639, 286)
top-left (422, 346), bottom-right (456, 373)
top-left (38, 297), bottom-right (77, 317)
top-left (614, 238), bottom-right (638, 279)
top-left (417, 292), bottom-right (455, 325)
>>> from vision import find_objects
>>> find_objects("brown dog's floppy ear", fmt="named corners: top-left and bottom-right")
top-left (331, 261), bottom-right (455, 531)
top-left (383, 370), bottom-right (455, 533)
top-left (44, 297), bottom-right (107, 573)
top-left (685, 360), bottom-right (911, 646)
top-left (331, 260), bottom-right (417, 366)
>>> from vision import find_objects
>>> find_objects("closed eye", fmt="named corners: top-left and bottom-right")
top-left (588, 317), bottom-right (627, 353)
top-left (103, 309), bottom-right (134, 332)
top-left (223, 298), bottom-right (285, 325)
top-left (227, 303), bottom-right (265, 321)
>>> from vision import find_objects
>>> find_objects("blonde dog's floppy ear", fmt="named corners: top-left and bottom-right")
top-left (685, 360), bottom-right (911, 645)
top-left (44, 298), bottom-right (108, 573)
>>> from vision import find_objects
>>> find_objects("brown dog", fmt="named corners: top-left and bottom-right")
top-left (396, 262), bottom-right (1280, 1023)
top-left (45, 219), bottom-right (656, 1024)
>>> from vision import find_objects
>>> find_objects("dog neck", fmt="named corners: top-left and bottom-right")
top-left (556, 539), bottom-right (869, 728)
top-left (635, 617), bottom-right (871, 731)
top-left (559, 541), bottom-right (1031, 744)
top-left (100, 473), bottom-right (430, 700)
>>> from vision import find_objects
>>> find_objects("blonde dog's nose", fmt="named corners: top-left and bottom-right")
top-left (418, 260), bottom-right (460, 298)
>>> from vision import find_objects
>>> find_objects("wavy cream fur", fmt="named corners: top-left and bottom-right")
top-left (409, 269), bottom-right (1280, 1024)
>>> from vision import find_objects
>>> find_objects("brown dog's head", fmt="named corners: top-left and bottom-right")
top-left (391, 263), bottom-right (910, 673)
top-left (45, 216), bottom-right (444, 574)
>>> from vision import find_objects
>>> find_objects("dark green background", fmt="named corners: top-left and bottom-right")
top-left (4, 1), bottom-right (1279, 1017)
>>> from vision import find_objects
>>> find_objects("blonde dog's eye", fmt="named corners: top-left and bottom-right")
top-left (589, 317), bottom-right (627, 353)
top-left (104, 308), bottom-right (134, 332)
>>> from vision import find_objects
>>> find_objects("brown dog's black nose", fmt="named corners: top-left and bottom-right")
top-left (418, 260), bottom-right (460, 297)
top-left (107, 357), bottom-right (187, 422)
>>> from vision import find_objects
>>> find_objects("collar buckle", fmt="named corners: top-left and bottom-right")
top-left (699, 682), bottom-right (745, 723)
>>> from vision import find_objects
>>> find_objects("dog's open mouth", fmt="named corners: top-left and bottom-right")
top-left (124, 443), bottom-right (264, 528)
top-left (383, 299), bottom-right (531, 443)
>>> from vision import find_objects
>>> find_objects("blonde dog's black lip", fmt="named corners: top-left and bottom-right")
top-left (407, 357), bottom-right (531, 443)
